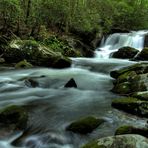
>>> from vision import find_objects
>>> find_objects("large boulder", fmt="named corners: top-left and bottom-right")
top-left (111, 63), bottom-right (148, 95)
top-left (112, 97), bottom-right (148, 117)
top-left (81, 134), bottom-right (148, 148)
top-left (2, 40), bottom-right (71, 68)
top-left (115, 125), bottom-right (148, 138)
top-left (112, 46), bottom-right (139, 59)
top-left (112, 74), bottom-right (148, 95)
top-left (0, 105), bottom-right (28, 130)
top-left (135, 47), bottom-right (148, 60)
top-left (115, 71), bottom-right (137, 84)
top-left (66, 116), bottom-right (105, 134)
top-left (110, 63), bottom-right (148, 79)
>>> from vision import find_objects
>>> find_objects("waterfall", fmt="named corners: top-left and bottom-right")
top-left (95, 30), bottom-right (148, 58)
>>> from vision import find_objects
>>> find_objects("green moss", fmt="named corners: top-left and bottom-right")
top-left (117, 71), bottom-right (137, 83)
top-left (112, 97), bottom-right (140, 104)
top-left (81, 140), bottom-right (106, 148)
top-left (110, 63), bottom-right (148, 79)
top-left (0, 105), bottom-right (28, 129)
top-left (66, 116), bottom-right (105, 134)
top-left (112, 97), bottom-right (148, 117)
top-left (132, 91), bottom-right (148, 101)
top-left (115, 125), bottom-right (134, 135)
top-left (15, 60), bottom-right (33, 69)
top-left (112, 82), bottom-right (131, 94)
top-left (115, 125), bottom-right (148, 138)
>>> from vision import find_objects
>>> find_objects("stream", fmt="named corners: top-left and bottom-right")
top-left (0, 30), bottom-right (147, 148)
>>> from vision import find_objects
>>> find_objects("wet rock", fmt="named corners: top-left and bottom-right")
top-left (115, 71), bottom-right (137, 84)
top-left (112, 46), bottom-right (139, 59)
top-left (110, 63), bottom-right (148, 79)
top-left (3, 40), bottom-right (71, 68)
top-left (64, 78), bottom-right (77, 88)
top-left (66, 116), bottom-right (105, 134)
top-left (112, 74), bottom-right (148, 95)
top-left (52, 57), bottom-right (71, 68)
top-left (112, 82), bottom-right (131, 94)
top-left (15, 60), bottom-right (33, 69)
top-left (115, 125), bottom-right (148, 138)
top-left (112, 97), bottom-right (148, 117)
top-left (81, 134), bottom-right (148, 148)
top-left (0, 105), bottom-right (28, 130)
top-left (132, 91), bottom-right (148, 101)
top-left (135, 47), bottom-right (148, 60)
top-left (24, 78), bottom-right (39, 88)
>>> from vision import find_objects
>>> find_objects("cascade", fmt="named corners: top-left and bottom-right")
top-left (0, 30), bottom-right (147, 148)
top-left (95, 30), bottom-right (148, 58)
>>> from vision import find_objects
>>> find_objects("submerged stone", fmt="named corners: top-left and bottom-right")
top-left (66, 116), bottom-right (105, 134)
top-left (0, 105), bottom-right (28, 130)
top-left (64, 78), bottom-right (77, 88)
top-left (115, 125), bottom-right (148, 138)
top-left (24, 78), bottom-right (39, 88)
top-left (112, 97), bottom-right (148, 117)
top-left (81, 134), bottom-right (148, 148)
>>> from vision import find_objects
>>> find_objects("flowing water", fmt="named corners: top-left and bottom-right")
top-left (0, 30), bottom-right (148, 148)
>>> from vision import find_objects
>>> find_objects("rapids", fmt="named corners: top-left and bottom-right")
top-left (0, 30), bottom-right (147, 148)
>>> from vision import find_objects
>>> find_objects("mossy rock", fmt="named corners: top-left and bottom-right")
top-left (112, 46), bottom-right (139, 59)
top-left (111, 82), bottom-right (131, 94)
top-left (82, 140), bottom-right (105, 148)
top-left (115, 125), bottom-right (148, 138)
top-left (135, 47), bottom-right (148, 60)
top-left (63, 48), bottom-right (82, 57)
top-left (52, 56), bottom-right (71, 68)
top-left (116, 71), bottom-right (137, 84)
top-left (132, 91), bottom-right (148, 101)
top-left (3, 39), bottom-right (72, 68)
top-left (15, 60), bottom-right (33, 69)
top-left (112, 97), bottom-right (148, 117)
top-left (110, 63), bottom-right (148, 79)
top-left (81, 134), bottom-right (148, 148)
top-left (66, 116), bottom-right (105, 134)
top-left (112, 73), bottom-right (148, 95)
top-left (0, 105), bottom-right (28, 130)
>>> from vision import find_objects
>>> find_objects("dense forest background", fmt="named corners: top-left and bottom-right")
top-left (0, 0), bottom-right (148, 39)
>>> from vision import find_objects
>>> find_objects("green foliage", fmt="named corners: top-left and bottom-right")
top-left (0, 0), bottom-right (148, 36)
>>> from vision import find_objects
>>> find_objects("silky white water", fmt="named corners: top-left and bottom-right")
top-left (95, 30), bottom-right (148, 58)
